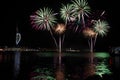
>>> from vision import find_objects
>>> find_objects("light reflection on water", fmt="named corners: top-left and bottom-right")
top-left (94, 52), bottom-right (112, 77)
top-left (0, 51), bottom-right (113, 80)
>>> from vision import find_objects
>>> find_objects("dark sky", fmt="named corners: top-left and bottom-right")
top-left (0, 0), bottom-right (120, 50)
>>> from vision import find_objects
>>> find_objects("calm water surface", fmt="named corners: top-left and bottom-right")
top-left (0, 51), bottom-right (119, 80)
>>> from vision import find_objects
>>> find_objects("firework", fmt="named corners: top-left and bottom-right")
top-left (83, 27), bottom-right (96, 38)
top-left (30, 7), bottom-right (57, 31)
top-left (93, 20), bottom-right (110, 37)
top-left (72, 0), bottom-right (91, 22)
top-left (55, 24), bottom-right (66, 34)
top-left (60, 3), bottom-right (75, 24)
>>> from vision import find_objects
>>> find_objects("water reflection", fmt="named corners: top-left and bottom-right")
top-left (94, 52), bottom-right (112, 77)
top-left (95, 61), bottom-right (112, 77)
top-left (14, 51), bottom-right (21, 80)
top-left (0, 51), bottom-right (113, 80)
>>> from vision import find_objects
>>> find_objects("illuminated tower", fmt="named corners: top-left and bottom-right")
top-left (16, 26), bottom-right (21, 46)
top-left (14, 25), bottom-right (21, 80)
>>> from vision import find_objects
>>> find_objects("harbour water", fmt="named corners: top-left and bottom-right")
top-left (0, 51), bottom-right (119, 80)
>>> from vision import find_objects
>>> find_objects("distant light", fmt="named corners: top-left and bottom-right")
top-left (0, 48), bottom-right (3, 51)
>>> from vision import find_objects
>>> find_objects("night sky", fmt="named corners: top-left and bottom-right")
top-left (0, 0), bottom-right (120, 51)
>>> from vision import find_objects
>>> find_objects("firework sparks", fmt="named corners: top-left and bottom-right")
top-left (93, 20), bottom-right (110, 37)
top-left (55, 24), bottom-right (66, 34)
top-left (60, 4), bottom-right (75, 23)
top-left (30, 7), bottom-right (57, 31)
top-left (83, 27), bottom-right (96, 38)
top-left (72, 0), bottom-right (91, 21)
top-left (30, 7), bottom-right (58, 48)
